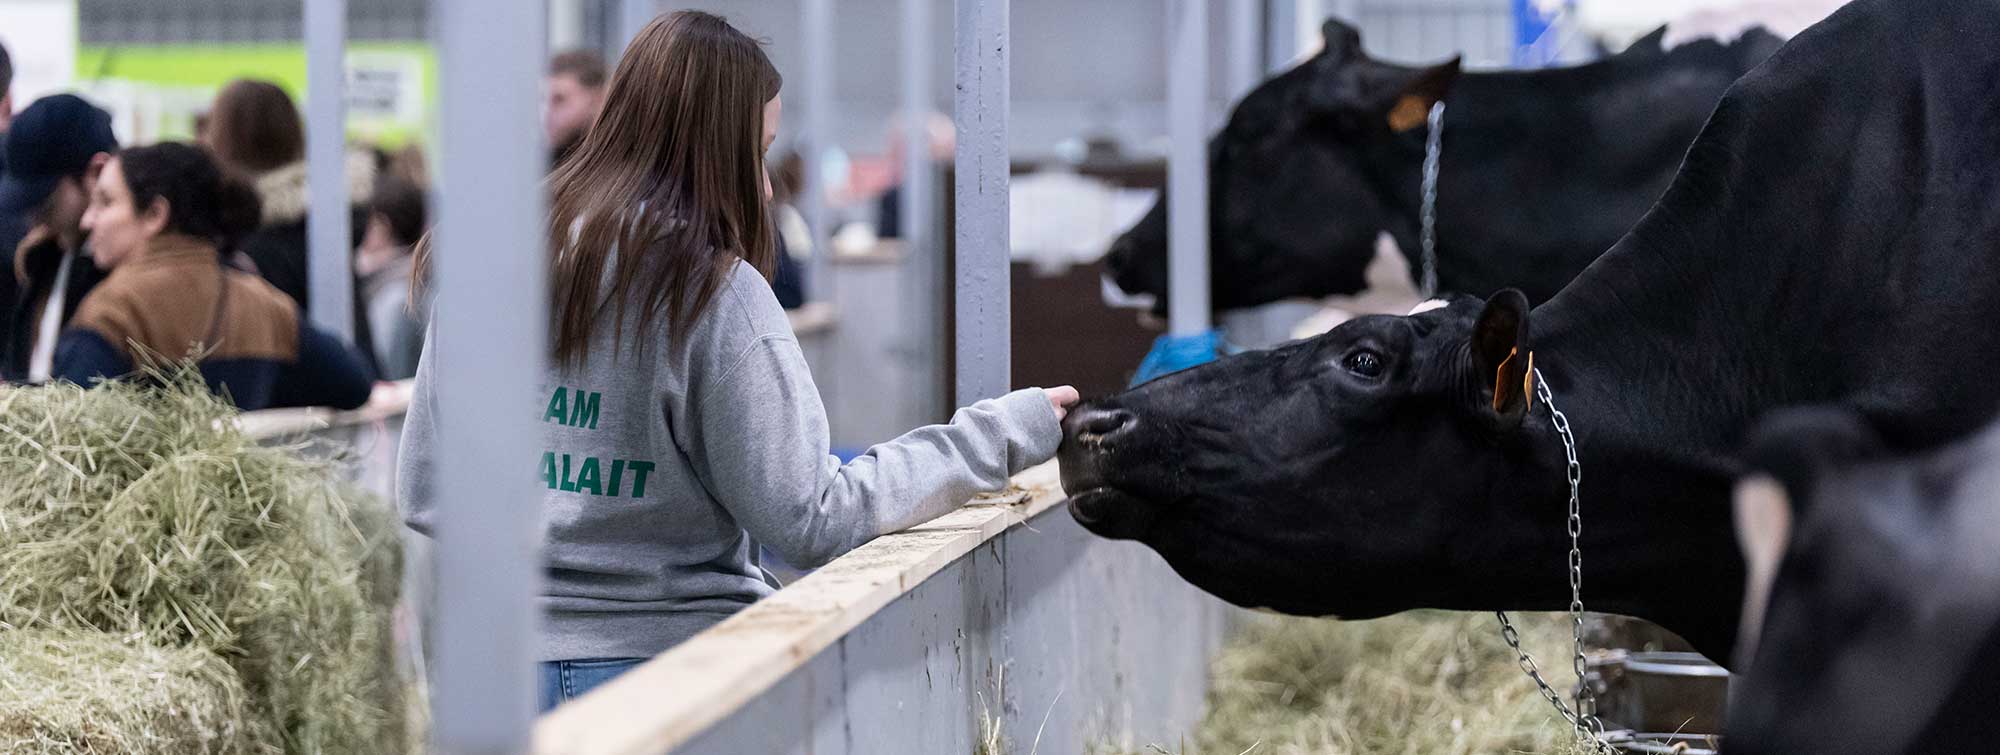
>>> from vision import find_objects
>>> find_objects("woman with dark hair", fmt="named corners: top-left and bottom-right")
top-left (52, 142), bottom-right (373, 411)
top-left (203, 79), bottom-right (378, 372)
top-left (399, 10), bottom-right (1077, 711)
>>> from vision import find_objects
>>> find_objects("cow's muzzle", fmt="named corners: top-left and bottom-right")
top-left (1058, 404), bottom-right (1157, 539)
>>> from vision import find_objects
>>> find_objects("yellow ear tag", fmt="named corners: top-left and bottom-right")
top-left (1521, 350), bottom-right (1535, 401)
top-left (1492, 347), bottom-right (1535, 412)
top-left (1388, 95), bottom-right (1432, 132)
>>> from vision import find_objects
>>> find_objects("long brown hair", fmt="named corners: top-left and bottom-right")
top-left (204, 80), bottom-right (306, 175)
top-left (558, 11), bottom-right (782, 365)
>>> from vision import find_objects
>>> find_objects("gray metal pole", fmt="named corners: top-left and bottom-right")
top-left (1167, 0), bottom-right (1211, 336)
top-left (304, 0), bottom-right (352, 343)
top-left (432, 0), bottom-right (546, 751)
top-left (899, 0), bottom-right (941, 419)
top-left (1266, 0), bottom-right (1298, 72)
top-left (954, 0), bottom-right (1009, 406)
top-left (549, 0), bottom-right (586, 51)
top-left (1228, 0), bottom-right (1263, 102)
top-left (801, 0), bottom-right (834, 302)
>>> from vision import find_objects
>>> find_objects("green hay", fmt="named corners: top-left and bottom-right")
top-left (0, 630), bottom-right (267, 753)
top-left (0, 373), bottom-right (405, 753)
top-left (1101, 611), bottom-right (1593, 755)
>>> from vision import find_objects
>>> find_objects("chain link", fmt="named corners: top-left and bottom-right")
top-left (1418, 101), bottom-right (1445, 299)
top-left (1494, 368), bottom-right (1613, 754)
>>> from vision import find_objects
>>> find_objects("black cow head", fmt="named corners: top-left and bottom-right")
top-left (1729, 408), bottom-right (2000, 755)
top-left (1057, 291), bottom-right (1539, 618)
top-left (1106, 19), bottom-right (1461, 313)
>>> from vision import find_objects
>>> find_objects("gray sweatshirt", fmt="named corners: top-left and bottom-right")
top-left (398, 261), bottom-right (1061, 661)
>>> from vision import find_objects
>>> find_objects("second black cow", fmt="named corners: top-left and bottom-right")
top-left (1107, 19), bottom-right (1778, 312)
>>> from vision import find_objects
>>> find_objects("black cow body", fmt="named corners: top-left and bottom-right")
top-left (1730, 409), bottom-right (2000, 754)
top-left (1106, 20), bottom-right (1780, 312)
top-left (1060, 0), bottom-right (2000, 665)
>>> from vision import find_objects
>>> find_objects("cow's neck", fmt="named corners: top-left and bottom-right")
top-left (1502, 118), bottom-right (1822, 665)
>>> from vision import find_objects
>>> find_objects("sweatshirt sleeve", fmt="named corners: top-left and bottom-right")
top-left (397, 324), bottom-right (439, 538)
top-left (685, 334), bottom-right (1061, 568)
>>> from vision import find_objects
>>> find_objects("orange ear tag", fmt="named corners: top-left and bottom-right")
top-left (1520, 350), bottom-right (1535, 401)
top-left (1388, 95), bottom-right (1432, 132)
top-left (1491, 347), bottom-right (1535, 412)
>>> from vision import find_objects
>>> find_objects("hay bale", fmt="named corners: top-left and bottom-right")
top-left (0, 630), bottom-right (272, 754)
top-left (1102, 612), bottom-right (1592, 755)
top-left (0, 375), bottom-right (405, 753)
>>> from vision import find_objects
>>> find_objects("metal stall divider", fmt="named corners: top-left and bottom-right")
top-left (1167, 0), bottom-right (1212, 337)
top-left (800, 0), bottom-right (834, 304)
top-left (1128, 0), bottom-right (1221, 384)
top-left (956, 0), bottom-right (1011, 407)
top-left (430, 0), bottom-right (547, 752)
top-left (899, 0), bottom-right (945, 423)
top-left (305, 0), bottom-right (352, 342)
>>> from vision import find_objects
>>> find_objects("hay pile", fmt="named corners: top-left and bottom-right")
top-left (0, 375), bottom-right (405, 753)
top-left (1103, 611), bottom-right (1591, 755)
top-left (0, 630), bottom-right (259, 753)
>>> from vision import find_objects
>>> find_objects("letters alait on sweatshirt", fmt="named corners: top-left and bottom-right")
top-left (541, 386), bottom-right (656, 499)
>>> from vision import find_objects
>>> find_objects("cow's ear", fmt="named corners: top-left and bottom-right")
top-left (1383, 58), bottom-right (1461, 132)
top-left (1321, 18), bottom-right (1363, 62)
top-left (1471, 289), bottom-right (1533, 427)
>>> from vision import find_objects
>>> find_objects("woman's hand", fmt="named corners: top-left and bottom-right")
top-left (1045, 385), bottom-right (1081, 421)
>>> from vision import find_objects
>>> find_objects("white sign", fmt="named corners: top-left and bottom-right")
top-left (345, 50), bottom-right (424, 124)
top-left (0, 0), bottom-right (80, 114)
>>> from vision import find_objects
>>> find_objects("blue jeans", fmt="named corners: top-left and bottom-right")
top-left (538, 657), bottom-right (646, 713)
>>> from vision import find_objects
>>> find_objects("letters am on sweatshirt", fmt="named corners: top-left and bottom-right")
top-left (542, 386), bottom-right (655, 499)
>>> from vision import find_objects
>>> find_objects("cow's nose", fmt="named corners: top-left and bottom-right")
top-left (1065, 406), bottom-right (1136, 446)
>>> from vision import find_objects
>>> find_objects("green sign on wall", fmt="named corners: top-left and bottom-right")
top-left (76, 42), bottom-right (438, 145)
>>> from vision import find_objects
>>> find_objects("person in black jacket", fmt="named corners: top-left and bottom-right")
top-left (0, 94), bottom-right (118, 383)
top-left (201, 79), bottom-right (378, 374)
top-left (54, 142), bottom-right (372, 410)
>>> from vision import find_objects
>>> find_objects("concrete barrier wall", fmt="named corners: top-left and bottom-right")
top-left (678, 507), bottom-right (1233, 755)
top-left (537, 465), bottom-right (1241, 755)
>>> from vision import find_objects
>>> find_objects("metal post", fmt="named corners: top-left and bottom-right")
top-left (304, 0), bottom-right (352, 342)
top-left (432, 0), bottom-right (545, 752)
top-left (1298, 0), bottom-right (1332, 58)
top-left (549, 0), bottom-right (586, 51)
top-left (1266, 0), bottom-right (1298, 72)
top-left (1167, 0), bottom-right (1211, 336)
top-left (619, 0), bottom-right (655, 58)
top-left (954, 0), bottom-right (1009, 406)
top-left (800, 0), bottom-right (834, 302)
top-left (1228, 0), bottom-right (1263, 102)
top-left (899, 0), bottom-right (940, 418)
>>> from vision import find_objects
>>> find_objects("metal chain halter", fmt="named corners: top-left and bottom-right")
top-left (1495, 368), bottom-right (1613, 753)
top-left (1418, 101), bottom-right (1446, 299)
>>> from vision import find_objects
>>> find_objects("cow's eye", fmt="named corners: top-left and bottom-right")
top-left (1343, 350), bottom-right (1384, 378)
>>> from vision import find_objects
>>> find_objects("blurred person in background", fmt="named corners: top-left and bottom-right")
top-left (0, 94), bottom-right (117, 383)
top-left (52, 142), bottom-right (371, 409)
top-left (874, 111), bottom-right (954, 240)
top-left (0, 39), bottom-right (12, 132)
top-left (401, 10), bottom-right (1075, 712)
top-left (546, 50), bottom-right (608, 169)
top-left (355, 174), bottom-right (427, 380)
top-left (767, 150), bottom-right (808, 309)
top-left (202, 79), bottom-right (379, 373)
top-left (0, 39), bottom-right (24, 318)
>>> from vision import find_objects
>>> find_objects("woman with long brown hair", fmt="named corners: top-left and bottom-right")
top-left (397, 11), bottom-right (1075, 711)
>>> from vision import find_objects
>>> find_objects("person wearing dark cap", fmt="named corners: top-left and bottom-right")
top-left (0, 94), bottom-right (119, 383)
